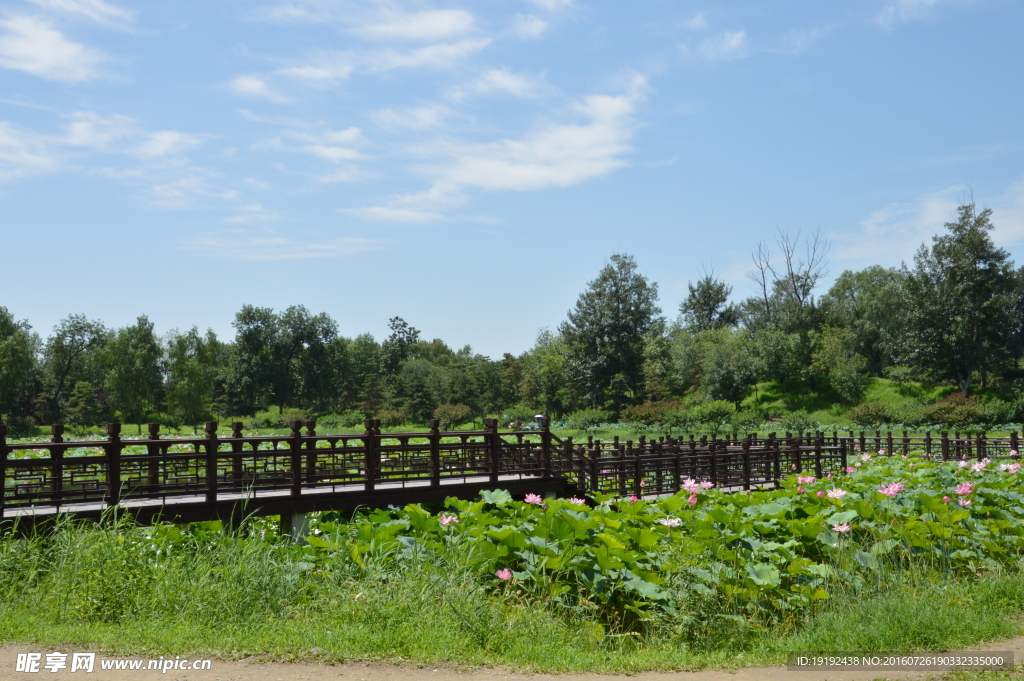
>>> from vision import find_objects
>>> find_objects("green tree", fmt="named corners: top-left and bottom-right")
top-left (821, 266), bottom-right (907, 376)
top-left (903, 203), bottom-right (1016, 393)
top-left (810, 326), bottom-right (869, 404)
top-left (42, 314), bottom-right (106, 423)
top-left (680, 273), bottom-right (738, 332)
top-left (103, 316), bottom-right (163, 433)
top-left (518, 330), bottom-right (570, 417)
top-left (0, 307), bottom-right (37, 423)
top-left (559, 254), bottom-right (662, 411)
top-left (381, 317), bottom-right (420, 376)
top-left (698, 328), bottom-right (760, 406)
top-left (166, 327), bottom-right (222, 433)
top-left (230, 305), bottom-right (280, 414)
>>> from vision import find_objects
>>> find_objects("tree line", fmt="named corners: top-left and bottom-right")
top-left (1, 201), bottom-right (1022, 435)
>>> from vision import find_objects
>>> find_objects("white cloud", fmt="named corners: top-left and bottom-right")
top-left (62, 111), bottom-right (135, 149)
top-left (780, 25), bottom-right (833, 53)
top-left (681, 12), bottom-right (708, 31)
top-left (341, 206), bottom-right (443, 223)
top-left (450, 68), bottom-right (547, 100)
top-left (0, 121), bottom-right (59, 180)
top-left (877, 0), bottom-right (945, 30)
top-left (833, 180), bottom-right (1024, 268)
top-left (513, 14), bottom-right (547, 39)
top-left (184, 229), bottom-right (384, 260)
top-left (527, 0), bottom-right (572, 11)
top-left (370, 38), bottom-right (492, 71)
top-left (230, 75), bottom-right (289, 102)
top-left (276, 61), bottom-right (354, 82)
top-left (136, 131), bottom-right (208, 158)
top-left (372, 105), bottom-right (447, 130)
top-left (356, 9), bottom-right (474, 41)
top-left (692, 30), bottom-right (747, 61)
top-left (419, 76), bottom-right (646, 197)
top-left (0, 14), bottom-right (104, 81)
top-left (224, 203), bottom-right (280, 224)
top-left (26, 0), bottom-right (134, 27)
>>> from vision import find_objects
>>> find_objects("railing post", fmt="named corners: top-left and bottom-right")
top-left (363, 419), bottom-right (377, 491)
top-left (709, 439), bottom-right (718, 487)
top-left (840, 435), bottom-right (848, 472)
top-left (591, 448), bottom-right (602, 494)
top-left (205, 421), bottom-right (219, 504)
top-left (925, 430), bottom-right (932, 458)
top-left (304, 420), bottom-right (317, 484)
top-left (742, 437), bottom-right (751, 491)
top-left (540, 417), bottom-right (551, 478)
top-left (941, 431), bottom-right (949, 460)
top-left (51, 424), bottom-right (64, 509)
top-left (1012, 431), bottom-right (1019, 457)
top-left (814, 432), bottom-right (823, 479)
top-left (632, 449), bottom-right (641, 497)
top-left (106, 422), bottom-right (122, 506)
top-left (0, 424), bottom-right (6, 519)
top-left (146, 423), bottom-right (160, 494)
top-left (428, 419), bottom-right (441, 486)
top-left (672, 444), bottom-right (682, 494)
top-left (484, 418), bottom-right (500, 483)
top-left (978, 431), bottom-right (986, 461)
top-left (230, 421), bottom-right (244, 487)
top-left (289, 420), bottom-right (302, 497)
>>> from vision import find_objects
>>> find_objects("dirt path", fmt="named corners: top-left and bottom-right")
top-left (1, 638), bottom-right (1020, 681)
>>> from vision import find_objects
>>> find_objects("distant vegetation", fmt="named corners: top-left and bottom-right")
top-left (2, 201), bottom-right (1023, 437)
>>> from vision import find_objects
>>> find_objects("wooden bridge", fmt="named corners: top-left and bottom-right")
top-left (1, 418), bottom-right (1018, 531)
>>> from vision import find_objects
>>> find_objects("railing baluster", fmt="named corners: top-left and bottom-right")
top-left (106, 422), bottom-right (122, 506)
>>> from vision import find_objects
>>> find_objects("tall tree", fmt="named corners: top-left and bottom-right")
top-left (103, 316), bottom-right (163, 432)
top-left (821, 266), bottom-right (907, 376)
top-left (381, 317), bottom-right (420, 376)
top-left (230, 306), bottom-right (280, 414)
top-left (0, 307), bottom-right (37, 423)
top-left (559, 254), bottom-right (662, 410)
top-left (680, 272), bottom-right (738, 332)
top-left (43, 314), bottom-right (106, 422)
top-left (166, 327), bottom-right (222, 433)
top-left (903, 202), bottom-right (1016, 393)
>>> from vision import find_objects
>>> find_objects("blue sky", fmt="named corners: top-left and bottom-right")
top-left (1, 0), bottom-right (1022, 356)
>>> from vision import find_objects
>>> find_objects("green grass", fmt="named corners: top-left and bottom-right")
top-left (1, 518), bottom-right (1022, 673)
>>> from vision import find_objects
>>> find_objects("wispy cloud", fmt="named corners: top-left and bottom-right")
top-left (355, 9), bottom-right (474, 41)
top-left (681, 12), bottom-right (708, 31)
top-left (0, 121), bottom-right (60, 180)
top-left (341, 206), bottom-right (443, 223)
top-left (683, 30), bottom-right (748, 62)
top-left (0, 14), bottom-right (105, 81)
top-left (449, 67), bottom-right (547, 100)
top-left (877, 0), bottom-right (947, 30)
top-left (527, 0), bottom-right (572, 11)
top-left (230, 75), bottom-right (290, 102)
top-left (135, 131), bottom-right (209, 158)
top-left (26, 0), bottom-right (134, 28)
top-left (184, 228), bottom-right (385, 260)
top-left (372, 105), bottom-right (448, 130)
top-left (513, 14), bottom-right (547, 39)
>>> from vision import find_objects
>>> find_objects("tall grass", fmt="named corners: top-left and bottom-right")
top-left (0, 516), bottom-right (1021, 672)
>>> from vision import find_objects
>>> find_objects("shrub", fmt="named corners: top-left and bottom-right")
top-left (376, 409), bottom-right (408, 429)
top-left (565, 408), bottom-right (612, 430)
top-left (500, 405), bottom-right (537, 429)
top-left (619, 400), bottom-right (683, 426)
top-left (883, 365), bottom-right (917, 385)
top-left (318, 410), bottom-right (366, 430)
top-left (890, 403), bottom-right (926, 427)
top-left (981, 399), bottom-right (1015, 426)
top-left (779, 410), bottom-right (819, 433)
top-left (847, 402), bottom-right (890, 427)
top-left (434, 403), bottom-right (473, 431)
top-left (923, 393), bottom-right (983, 428)
top-left (729, 409), bottom-right (764, 432)
top-left (690, 400), bottom-right (736, 427)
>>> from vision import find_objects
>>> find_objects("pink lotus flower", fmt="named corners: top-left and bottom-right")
top-left (958, 498), bottom-right (972, 507)
top-left (439, 514), bottom-right (459, 526)
top-left (845, 467), bottom-right (856, 474)
top-left (827, 488), bottom-right (847, 499)
top-left (817, 491), bottom-right (825, 498)
top-left (854, 462), bottom-right (862, 467)
top-left (495, 568), bottom-right (512, 580)
top-left (955, 482), bottom-right (974, 496)
top-left (832, 523), bottom-right (851, 533)
top-left (797, 475), bottom-right (816, 484)
top-left (658, 517), bottom-right (682, 527)
top-left (700, 481), bottom-right (714, 489)
top-left (982, 457), bottom-right (991, 464)
top-left (524, 493), bottom-right (544, 505)
top-left (908, 463), bottom-right (915, 468)
top-left (687, 495), bottom-right (698, 506)
top-left (862, 454), bottom-right (873, 462)
top-left (628, 495), bottom-right (639, 503)
top-left (826, 473), bottom-right (833, 480)
top-left (877, 449), bottom-right (885, 455)
top-left (942, 495), bottom-right (951, 503)
top-left (1000, 462), bottom-right (1021, 474)
top-left (958, 460), bottom-right (970, 468)
top-left (971, 461), bottom-right (987, 472)
top-left (796, 486), bottom-right (805, 493)
top-left (1011, 449), bottom-right (1019, 456)
top-left (878, 481), bottom-right (904, 497)
top-left (567, 497), bottom-right (587, 505)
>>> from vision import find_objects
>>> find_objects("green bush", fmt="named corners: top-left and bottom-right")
top-left (376, 409), bottom-right (408, 429)
top-left (890, 403), bottom-right (926, 427)
top-left (779, 410), bottom-right (819, 433)
top-left (434, 403), bottom-right (473, 431)
top-left (690, 400), bottom-right (736, 427)
top-left (565, 408), bottom-right (612, 430)
top-left (318, 410), bottom-right (366, 429)
top-left (847, 402), bottom-right (890, 427)
top-left (619, 401), bottom-right (682, 426)
top-left (729, 409), bottom-right (764, 432)
top-left (923, 394), bottom-right (983, 428)
top-left (981, 399), bottom-right (1016, 426)
top-left (500, 405), bottom-right (538, 429)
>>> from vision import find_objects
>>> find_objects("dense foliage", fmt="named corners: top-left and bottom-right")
top-left (3, 201), bottom-right (1024, 435)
